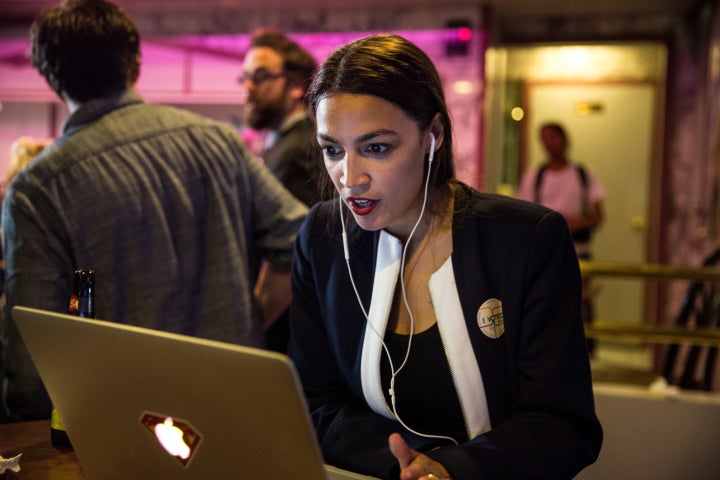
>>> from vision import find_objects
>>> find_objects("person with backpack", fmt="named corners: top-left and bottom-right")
top-left (516, 122), bottom-right (606, 354)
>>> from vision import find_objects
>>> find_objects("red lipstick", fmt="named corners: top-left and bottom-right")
top-left (347, 197), bottom-right (378, 216)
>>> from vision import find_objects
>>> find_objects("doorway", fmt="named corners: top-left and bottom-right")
top-left (485, 42), bottom-right (667, 369)
top-left (525, 82), bottom-right (654, 330)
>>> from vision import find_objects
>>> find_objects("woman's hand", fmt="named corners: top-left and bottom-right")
top-left (388, 433), bottom-right (452, 480)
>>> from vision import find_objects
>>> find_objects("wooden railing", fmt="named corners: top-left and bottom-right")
top-left (579, 260), bottom-right (720, 282)
top-left (586, 321), bottom-right (720, 346)
top-left (579, 260), bottom-right (720, 346)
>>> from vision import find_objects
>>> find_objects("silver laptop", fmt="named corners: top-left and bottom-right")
top-left (13, 306), bottom-right (378, 480)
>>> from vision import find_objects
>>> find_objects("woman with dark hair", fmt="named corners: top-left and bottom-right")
top-left (288, 34), bottom-right (602, 480)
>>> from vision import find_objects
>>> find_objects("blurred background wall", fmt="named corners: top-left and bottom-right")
top-left (0, 0), bottom-right (717, 374)
top-left (2, 1), bottom-right (720, 475)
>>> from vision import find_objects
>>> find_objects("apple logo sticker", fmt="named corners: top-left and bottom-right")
top-left (140, 412), bottom-right (202, 467)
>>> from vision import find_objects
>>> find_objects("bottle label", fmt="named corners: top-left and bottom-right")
top-left (78, 296), bottom-right (94, 318)
top-left (67, 294), bottom-right (79, 315)
top-left (51, 406), bottom-right (66, 431)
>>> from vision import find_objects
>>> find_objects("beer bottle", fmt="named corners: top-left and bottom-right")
top-left (77, 269), bottom-right (95, 318)
top-left (51, 269), bottom-right (95, 448)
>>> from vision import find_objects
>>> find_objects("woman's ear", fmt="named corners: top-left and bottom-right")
top-left (428, 113), bottom-right (445, 153)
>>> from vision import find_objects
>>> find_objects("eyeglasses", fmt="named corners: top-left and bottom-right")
top-left (238, 69), bottom-right (285, 86)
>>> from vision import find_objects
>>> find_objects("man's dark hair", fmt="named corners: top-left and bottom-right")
top-left (30, 0), bottom-right (141, 102)
top-left (540, 122), bottom-right (569, 144)
top-left (249, 28), bottom-right (317, 103)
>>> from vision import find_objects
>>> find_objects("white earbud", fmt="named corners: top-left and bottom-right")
top-left (336, 127), bottom-right (458, 447)
top-left (340, 196), bottom-right (350, 260)
top-left (428, 132), bottom-right (436, 164)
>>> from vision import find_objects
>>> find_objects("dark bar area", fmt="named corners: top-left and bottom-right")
top-left (1, 0), bottom-right (718, 479)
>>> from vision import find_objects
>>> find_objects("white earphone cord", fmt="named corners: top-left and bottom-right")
top-left (341, 133), bottom-right (458, 445)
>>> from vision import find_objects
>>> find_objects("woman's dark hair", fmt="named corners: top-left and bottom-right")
top-left (30, 0), bottom-right (140, 102)
top-left (307, 34), bottom-right (455, 208)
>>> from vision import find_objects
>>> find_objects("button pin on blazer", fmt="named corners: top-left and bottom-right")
top-left (477, 298), bottom-right (505, 339)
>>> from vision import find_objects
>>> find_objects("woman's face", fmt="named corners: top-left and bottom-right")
top-left (316, 93), bottom-right (432, 239)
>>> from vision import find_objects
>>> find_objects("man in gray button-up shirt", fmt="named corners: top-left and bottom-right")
top-left (1, 0), bottom-right (308, 421)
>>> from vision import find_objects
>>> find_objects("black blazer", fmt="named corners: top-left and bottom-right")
top-left (263, 115), bottom-right (323, 207)
top-left (289, 183), bottom-right (602, 479)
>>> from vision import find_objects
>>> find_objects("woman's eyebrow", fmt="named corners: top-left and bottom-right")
top-left (317, 129), bottom-right (398, 144)
top-left (356, 130), bottom-right (397, 143)
top-left (316, 132), bottom-right (337, 143)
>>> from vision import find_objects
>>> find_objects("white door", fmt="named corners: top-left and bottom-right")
top-left (526, 83), bottom-right (655, 328)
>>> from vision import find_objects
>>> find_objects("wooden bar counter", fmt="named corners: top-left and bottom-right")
top-left (0, 420), bottom-right (87, 479)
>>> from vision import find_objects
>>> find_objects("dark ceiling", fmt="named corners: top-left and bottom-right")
top-left (0, 0), bottom-right (698, 22)
top-left (0, 0), bottom-right (704, 45)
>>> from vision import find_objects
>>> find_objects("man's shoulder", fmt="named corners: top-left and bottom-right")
top-left (17, 104), bottom-right (243, 188)
top-left (93, 102), bottom-right (242, 153)
top-left (266, 116), bottom-right (321, 176)
top-left (122, 102), bottom-right (231, 131)
top-left (274, 116), bottom-right (317, 147)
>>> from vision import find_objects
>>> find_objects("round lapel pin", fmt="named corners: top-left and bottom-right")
top-left (477, 298), bottom-right (504, 339)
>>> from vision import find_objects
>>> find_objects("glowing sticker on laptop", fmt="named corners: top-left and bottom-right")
top-left (140, 412), bottom-right (202, 467)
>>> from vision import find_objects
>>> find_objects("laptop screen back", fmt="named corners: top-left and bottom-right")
top-left (14, 306), bottom-right (335, 480)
